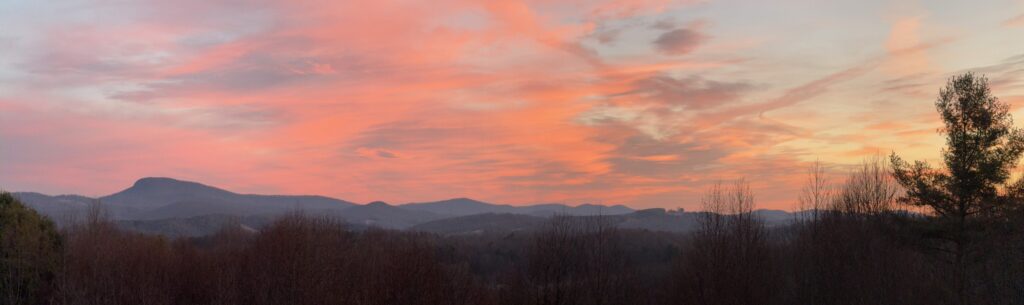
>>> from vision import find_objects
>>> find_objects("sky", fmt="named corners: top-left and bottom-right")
top-left (2, 0), bottom-right (1024, 210)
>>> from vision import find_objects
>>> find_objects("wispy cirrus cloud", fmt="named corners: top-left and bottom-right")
top-left (2, 0), bottom-right (1023, 209)
top-left (1004, 14), bottom-right (1024, 27)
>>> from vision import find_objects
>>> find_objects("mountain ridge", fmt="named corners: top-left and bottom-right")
top-left (12, 177), bottom-right (643, 232)
top-left (8, 177), bottom-right (814, 237)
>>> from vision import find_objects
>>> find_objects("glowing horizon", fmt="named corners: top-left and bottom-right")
top-left (2, 0), bottom-right (1023, 209)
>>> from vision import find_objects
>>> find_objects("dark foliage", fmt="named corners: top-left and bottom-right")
top-left (0, 189), bottom-right (1019, 305)
top-left (892, 73), bottom-right (1024, 304)
top-left (0, 192), bottom-right (62, 305)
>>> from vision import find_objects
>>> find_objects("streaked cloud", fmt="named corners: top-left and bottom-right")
top-left (2, 0), bottom-right (1023, 209)
top-left (1004, 14), bottom-right (1024, 27)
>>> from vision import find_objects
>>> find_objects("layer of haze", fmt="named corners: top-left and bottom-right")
top-left (2, 0), bottom-right (1024, 209)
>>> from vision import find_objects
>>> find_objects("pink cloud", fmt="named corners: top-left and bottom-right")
top-left (2, 0), bottom-right (1020, 211)
top-left (1004, 14), bottom-right (1024, 27)
top-left (883, 17), bottom-right (939, 78)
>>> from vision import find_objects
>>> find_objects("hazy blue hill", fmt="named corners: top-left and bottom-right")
top-left (12, 192), bottom-right (97, 224)
top-left (246, 194), bottom-right (354, 210)
top-left (402, 198), bottom-right (635, 217)
top-left (12, 177), bottom-right (802, 237)
top-left (401, 198), bottom-right (517, 216)
top-left (410, 213), bottom-right (547, 235)
top-left (14, 192), bottom-right (92, 210)
top-left (572, 203), bottom-right (635, 215)
top-left (408, 209), bottom-right (698, 235)
top-left (521, 203), bottom-right (635, 216)
top-left (117, 214), bottom-right (270, 238)
top-left (337, 201), bottom-right (443, 229)
top-left (101, 177), bottom-right (237, 210)
top-left (100, 177), bottom-right (356, 219)
top-left (135, 199), bottom-right (276, 220)
top-left (752, 209), bottom-right (799, 224)
top-left (617, 209), bottom-right (699, 232)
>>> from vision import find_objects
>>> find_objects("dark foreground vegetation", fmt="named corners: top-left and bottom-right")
top-left (3, 73), bottom-right (1024, 305)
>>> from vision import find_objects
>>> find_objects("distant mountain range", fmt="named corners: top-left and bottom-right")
top-left (401, 197), bottom-right (634, 217)
top-left (13, 177), bottom-right (799, 237)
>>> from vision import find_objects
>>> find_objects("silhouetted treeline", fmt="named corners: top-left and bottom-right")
top-left (1, 169), bottom-right (1021, 305)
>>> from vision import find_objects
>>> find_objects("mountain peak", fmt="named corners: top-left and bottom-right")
top-left (441, 197), bottom-right (487, 204)
top-left (125, 177), bottom-right (232, 195)
top-left (100, 177), bottom-right (235, 210)
top-left (366, 201), bottom-right (391, 207)
top-left (101, 177), bottom-right (355, 214)
top-left (132, 177), bottom-right (201, 189)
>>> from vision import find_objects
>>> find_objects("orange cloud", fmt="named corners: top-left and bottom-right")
top-left (1004, 14), bottom-right (1024, 27)
top-left (2, 0), bottom-right (1021, 211)
top-left (884, 17), bottom-right (934, 77)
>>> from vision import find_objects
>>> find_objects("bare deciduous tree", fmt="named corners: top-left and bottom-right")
top-left (670, 180), bottom-right (780, 305)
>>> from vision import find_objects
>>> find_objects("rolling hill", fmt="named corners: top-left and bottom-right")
top-left (10, 177), bottom-right (796, 237)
